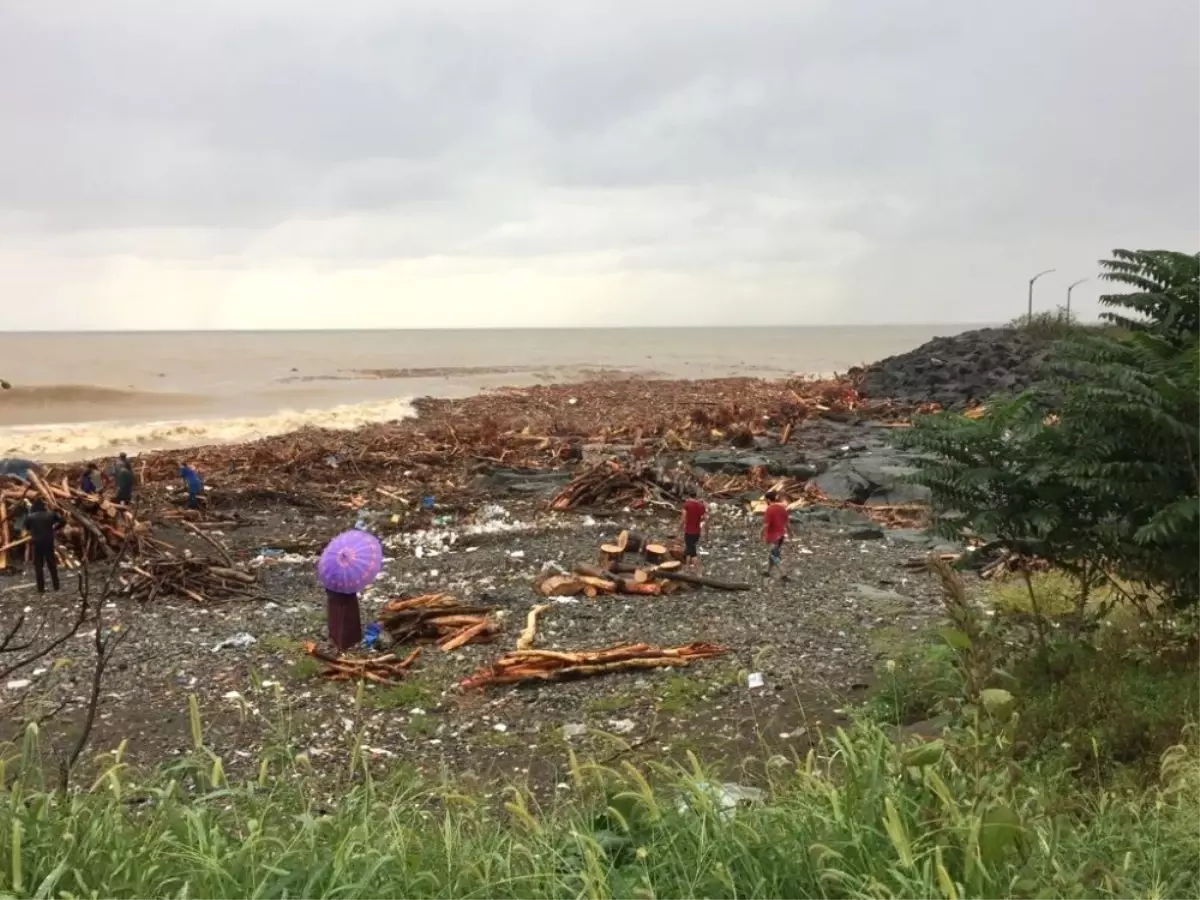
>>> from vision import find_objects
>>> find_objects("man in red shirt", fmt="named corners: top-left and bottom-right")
top-left (761, 490), bottom-right (791, 581)
top-left (680, 489), bottom-right (707, 573)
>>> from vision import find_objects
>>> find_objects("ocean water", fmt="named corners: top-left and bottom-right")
top-left (0, 325), bottom-right (968, 461)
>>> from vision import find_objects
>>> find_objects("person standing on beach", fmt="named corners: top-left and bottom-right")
top-left (680, 490), bottom-right (707, 574)
top-left (761, 490), bottom-right (791, 582)
top-left (114, 453), bottom-right (134, 505)
top-left (25, 499), bottom-right (63, 593)
top-left (178, 462), bottom-right (203, 509)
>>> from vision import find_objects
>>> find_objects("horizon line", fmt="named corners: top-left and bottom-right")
top-left (0, 320), bottom-right (1029, 336)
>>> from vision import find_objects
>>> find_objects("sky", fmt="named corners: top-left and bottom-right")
top-left (0, 0), bottom-right (1196, 331)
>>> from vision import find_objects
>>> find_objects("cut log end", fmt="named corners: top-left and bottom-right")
top-left (643, 542), bottom-right (668, 563)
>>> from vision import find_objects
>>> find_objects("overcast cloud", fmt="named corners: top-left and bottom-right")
top-left (0, 0), bottom-right (1196, 330)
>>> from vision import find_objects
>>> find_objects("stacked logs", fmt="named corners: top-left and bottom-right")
top-left (536, 529), bottom-right (751, 598)
top-left (0, 472), bottom-right (149, 570)
top-left (303, 642), bottom-right (422, 685)
top-left (121, 555), bottom-right (260, 603)
top-left (379, 593), bottom-right (503, 651)
top-left (550, 460), bottom-right (693, 511)
top-left (460, 642), bottom-right (729, 689)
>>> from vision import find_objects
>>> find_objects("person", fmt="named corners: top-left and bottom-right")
top-left (325, 589), bottom-right (363, 651)
top-left (761, 490), bottom-right (790, 581)
top-left (24, 499), bottom-right (63, 593)
top-left (680, 489), bottom-right (707, 573)
top-left (178, 462), bottom-right (203, 509)
top-left (80, 463), bottom-right (102, 495)
top-left (114, 452), bottom-right (134, 505)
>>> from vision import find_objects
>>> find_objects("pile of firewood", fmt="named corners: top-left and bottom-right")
top-left (379, 593), bottom-right (503, 651)
top-left (120, 554), bottom-right (261, 603)
top-left (460, 641), bottom-right (729, 689)
top-left (550, 460), bottom-right (692, 511)
top-left (303, 642), bottom-right (422, 685)
top-left (0, 471), bottom-right (150, 570)
top-left (537, 530), bottom-right (750, 598)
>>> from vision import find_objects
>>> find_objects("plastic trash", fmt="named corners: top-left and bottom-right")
top-left (747, 672), bottom-right (765, 689)
top-left (422, 496), bottom-right (436, 510)
top-left (212, 633), bottom-right (257, 652)
top-left (363, 622), bottom-right (382, 649)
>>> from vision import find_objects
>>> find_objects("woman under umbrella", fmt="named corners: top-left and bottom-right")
top-left (317, 529), bottom-right (384, 651)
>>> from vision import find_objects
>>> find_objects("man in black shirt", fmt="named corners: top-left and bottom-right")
top-left (114, 453), bottom-right (134, 505)
top-left (24, 499), bottom-right (63, 593)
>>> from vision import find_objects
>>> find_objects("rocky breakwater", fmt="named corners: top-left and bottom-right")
top-left (856, 327), bottom-right (1050, 409)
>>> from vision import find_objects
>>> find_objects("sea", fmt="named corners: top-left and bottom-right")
top-left (0, 325), bottom-right (971, 462)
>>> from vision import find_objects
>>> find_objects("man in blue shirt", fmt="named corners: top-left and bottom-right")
top-left (178, 462), bottom-right (203, 509)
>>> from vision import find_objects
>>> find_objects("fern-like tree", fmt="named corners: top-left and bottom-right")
top-left (899, 248), bottom-right (1199, 606)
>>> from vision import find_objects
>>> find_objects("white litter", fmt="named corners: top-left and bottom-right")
top-left (607, 718), bottom-right (636, 735)
top-left (5, 679), bottom-right (31, 691)
top-left (212, 633), bottom-right (257, 652)
top-left (747, 672), bottom-right (765, 689)
top-left (493, 723), bottom-right (508, 733)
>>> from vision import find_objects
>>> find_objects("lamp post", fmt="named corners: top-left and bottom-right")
top-left (1066, 278), bottom-right (1089, 319)
top-left (1027, 268), bottom-right (1056, 320)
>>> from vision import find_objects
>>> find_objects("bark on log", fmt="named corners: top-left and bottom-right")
top-left (612, 561), bottom-right (750, 591)
top-left (616, 530), bottom-right (647, 554)
top-left (574, 563), bottom-right (620, 582)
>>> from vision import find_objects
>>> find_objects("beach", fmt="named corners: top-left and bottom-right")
top-left (0, 325), bottom-right (974, 460)
top-left (0, 325), bottom-right (1008, 790)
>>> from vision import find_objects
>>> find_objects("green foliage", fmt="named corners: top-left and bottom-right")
top-left (898, 247), bottom-right (1199, 605)
top-left (1097, 249), bottom-right (1199, 341)
top-left (1009, 307), bottom-right (1097, 340)
top-left (1, 716), bottom-right (1198, 899)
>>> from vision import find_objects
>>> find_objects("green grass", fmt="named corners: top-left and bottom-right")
top-left (362, 678), bottom-right (437, 711)
top-left (290, 657), bottom-right (324, 681)
top-left (0, 715), bottom-right (1196, 899)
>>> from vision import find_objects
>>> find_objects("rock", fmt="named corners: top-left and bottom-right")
top-left (850, 583), bottom-right (912, 605)
top-left (886, 529), bottom-right (934, 546)
top-left (858, 327), bottom-right (1050, 409)
top-left (848, 525), bottom-right (885, 540)
top-left (689, 450), bottom-right (771, 475)
top-left (812, 467), bottom-right (873, 503)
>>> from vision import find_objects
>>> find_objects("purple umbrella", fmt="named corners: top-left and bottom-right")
top-left (317, 530), bottom-right (383, 594)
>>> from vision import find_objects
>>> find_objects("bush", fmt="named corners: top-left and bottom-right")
top-left (898, 248), bottom-right (1200, 606)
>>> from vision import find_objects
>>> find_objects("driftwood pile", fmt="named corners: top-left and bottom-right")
top-left (59, 375), bottom-right (931, 518)
top-left (0, 472), bottom-right (149, 570)
top-left (379, 593), bottom-right (503, 651)
top-left (303, 642), bottom-right (422, 685)
top-left (536, 529), bottom-right (751, 598)
top-left (460, 642), bottom-right (729, 689)
top-left (550, 460), bottom-right (696, 511)
top-left (120, 555), bottom-right (260, 603)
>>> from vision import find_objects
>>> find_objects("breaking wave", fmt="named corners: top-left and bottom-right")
top-left (0, 397), bottom-right (417, 463)
top-left (0, 383), bottom-right (200, 407)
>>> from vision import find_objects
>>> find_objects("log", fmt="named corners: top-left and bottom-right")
top-left (643, 543), bottom-right (668, 564)
top-left (632, 568), bottom-right (651, 584)
top-left (616, 530), bottom-right (647, 554)
top-left (618, 581), bottom-right (661, 596)
top-left (57, 499), bottom-right (112, 558)
top-left (657, 560), bottom-right (682, 572)
top-left (516, 603), bottom-right (552, 651)
top-left (574, 563), bottom-right (619, 583)
top-left (537, 574), bottom-right (586, 597)
top-left (612, 562), bottom-right (751, 591)
top-left (439, 620), bottom-right (492, 652)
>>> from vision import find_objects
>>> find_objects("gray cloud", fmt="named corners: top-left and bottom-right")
top-left (0, 0), bottom-right (1196, 328)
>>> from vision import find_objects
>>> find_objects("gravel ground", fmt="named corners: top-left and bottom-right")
top-left (0, 494), bottom-right (947, 794)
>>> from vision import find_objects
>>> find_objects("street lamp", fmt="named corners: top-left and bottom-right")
top-left (1027, 268), bottom-right (1056, 319)
top-left (1066, 278), bottom-right (1089, 318)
